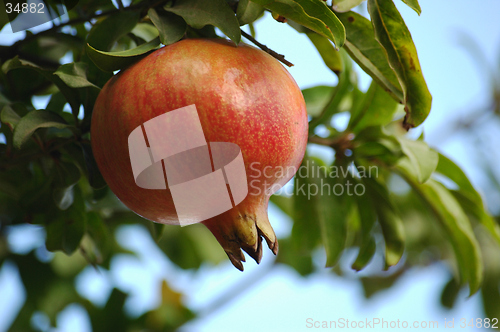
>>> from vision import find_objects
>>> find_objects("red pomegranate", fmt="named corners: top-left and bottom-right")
top-left (91, 38), bottom-right (308, 270)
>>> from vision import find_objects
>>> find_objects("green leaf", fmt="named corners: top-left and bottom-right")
top-left (83, 11), bottom-right (140, 87)
top-left (292, 158), bottom-right (322, 252)
top-left (131, 23), bottom-right (160, 41)
top-left (440, 277), bottom-right (460, 309)
top-left (52, 160), bottom-right (81, 210)
top-left (336, 11), bottom-right (403, 103)
top-left (364, 177), bottom-right (405, 268)
top-left (3, 57), bottom-right (80, 115)
top-left (86, 37), bottom-right (161, 72)
top-left (237, 0), bottom-right (265, 25)
top-left (86, 11), bottom-right (141, 52)
top-left (276, 238), bottom-right (314, 276)
top-left (332, 0), bottom-right (365, 12)
top-left (148, 222), bottom-right (166, 242)
top-left (13, 110), bottom-right (74, 149)
top-left (158, 225), bottom-right (208, 269)
top-left (45, 187), bottom-right (87, 255)
top-left (269, 194), bottom-right (293, 216)
top-left (164, 0), bottom-right (241, 44)
top-left (292, 157), bottom-right (348, 266)
top-left (435, 153), bottom-right (481, 204)
top-left (398, 171), bottom-right (483, 294)
top-left (86, 211), bottom-right (111, 260)
top-left (401, 0), bottom-right (421, 15)
top-left (352, 237), bottom-right (376, 271)
top-left (148, 9), bottom-right (187, 45)
top-left (251, 0), bottom-right (345, 49)
top-left (349, 81), bottom-right (400, 133)
top-left (80, 141), bottom-right (107, 189)
top-left (306, 32), bottom-right (342, 75)
top-left (397, 138), bottom-right (438, 183)
top-left (308, 51), bottom-right (353, 133)
top-left (436, 153), bottom-right (500, 244)
top-left (424, 180), bottom-right (483, 294)
top-left (1, 105), bottom-right (22, 129)
top-left (482, 274), bottom-right (500, 320)
top-left (53, 62), bottom-right (100, 90)
top-left (360, 269), bottom-right (405, 298)
top-left (302, 85), bottom-right (334, 117)
top-left (316, 174), bottom-right (349, 267)
top-left (367, 0), bottom-right (432, 128)
top-left (46, 92), bottom-right (68, 113)
top-left (351, 191), bottom-right (377, 271)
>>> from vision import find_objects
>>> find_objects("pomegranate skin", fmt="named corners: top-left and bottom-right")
top-left (91, 38), bottom-right (308, 269)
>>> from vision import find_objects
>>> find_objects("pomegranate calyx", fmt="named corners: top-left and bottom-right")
top-left (202, 210), bottom-right (278, 271)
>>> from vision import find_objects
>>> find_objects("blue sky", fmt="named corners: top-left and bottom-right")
top-left (1, 1), bottom-right (500, 331)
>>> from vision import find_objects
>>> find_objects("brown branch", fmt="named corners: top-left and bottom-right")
top-left (308, 133), bottom-right (355, 160)
top-left (308, 135), bottom-right (337, 147)
top-left (240, 29), bottom-right (294, 67)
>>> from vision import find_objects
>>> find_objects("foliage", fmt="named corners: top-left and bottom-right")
top-left (0, 0), bottom-right (499, 330)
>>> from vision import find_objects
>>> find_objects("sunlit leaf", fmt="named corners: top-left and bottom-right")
top-left (398, 172), bottom-right (483, 295)
top-left (349, 81), bottom-right (400, 133)
top-left (86, 37), bottom-right (161, 72)
top-left (164, 0), bottom-right (241, 44)
top-left (276, 238), bottom-right (314, 276)
top-left (336, 11), bottom-right (403, 103)
top-left (308, 51), bottom-right (353, 132)
top-left (436, 153), bottom-right (500, 244)
top-left (302, 85), bottom-right (334, 117)
top-left (251, 0), bottom-right (345, 49)
top-left (401, 0), bottom-right (421, 15)
top-left (306, 32), bottom-right (342, 75)
top-left (332, 0), bottom-right (365, 12)
top-left (148, 9), bottom-right (187, 45)
top-left (368, 0), bottom-right (431, 128)
top-left (86, 11), bottom-right (140, 52)
top-left (237, 0), bottom-right (265, 26)
top-left (292, 158), bottom-right (322, 251)
top-left (397, 138), bottom-right (438, 184)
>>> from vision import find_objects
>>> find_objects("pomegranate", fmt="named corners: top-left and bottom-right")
top-left (91, 38), bottom-right (308, 270)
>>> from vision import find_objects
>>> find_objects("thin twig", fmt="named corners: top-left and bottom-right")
top-left (241, 29), bottom-right (294, 67)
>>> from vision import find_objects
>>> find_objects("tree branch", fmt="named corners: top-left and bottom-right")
top-left (241, 30), bottom-right (294, 67)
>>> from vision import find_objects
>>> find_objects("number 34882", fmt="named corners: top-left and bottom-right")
top-left (5, 2), bottom-right (45, 14)
top-left (460, 318), bottom-right (499, 329)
